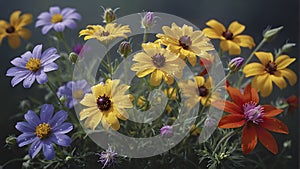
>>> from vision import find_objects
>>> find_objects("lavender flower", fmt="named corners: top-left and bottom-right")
top-left (15, 104), bottom-right (73, 160)
top-left (57, 80), bottom-right (91, 108)
top-left (6, 44), bottom-right (60, 88)
top-left (160, 125), bottom-right (173, 138)
top-left (228, 57), bottom-right (244, 72)
top-left (141, 12), bottom-right (157, 30)
top-left (36, 6), bottom-right (81, 34)
top-left (96, 145), bottom-right (118, 168)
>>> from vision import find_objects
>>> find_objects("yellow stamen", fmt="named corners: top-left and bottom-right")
top-left (51, 14), bottom-right (63, 23)
top-left (35, 123), bottom-right (51, 139)
top-left (73, 90), bottom-right (84, 99)
top-left (26, 58), bottom-right (41, 72)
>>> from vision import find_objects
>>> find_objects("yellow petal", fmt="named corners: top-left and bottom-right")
top-left (91, 83), bottom-right (105, 98)
top-left (255, 52), bottom-right (273, 65)
top-left (163, 73), bottom-right (174, 85)
top-left (186, 52), bottom-right (197, 66)
top-left (195, 76), bottom-right (205, 86)
top-left (220, 40), bottom-right (241, 55)
top-left (116, 108), bottom-right (129, 120)
top-left (17, 13), bottom-right (33, 28)
top-left (228, 21), bottom-right (245, 36)
top-left (243, 63), bottom-right (266, 77)
top-left (205, 19), bottom-right (226, 35)
top-left (233, 35), bottom-right (255, 48)
top-left (205, 76), bottom-right (213, 89)
top-left (278, 68), bottom-right (297, 86)
top-left (80, 93), bottom-right (96, 107)
top-left (254, 74), bottom-right (272, 97)
top-left (270, 74), bottom-right (287, 90)
top-left (275, 55), bottom-right (296, 69)
top-left (17, 28), bottom-right (31, 39)
top-left (84, 111), bottom-right (102, 130)
top-left (150, 69), bottom-right (163, 86)
top-left (202, 28), bottom-right (223, 39)
top-left (79, 106), bottom-right (98, 120)
top-left (8, 35), bottom-right (21, 49)
top-left (10, 11), bottom-right (21, 26)
top-left (104, 113), bottom-right (120, 130)
top-left (135, 67), bottom-right (156, 78)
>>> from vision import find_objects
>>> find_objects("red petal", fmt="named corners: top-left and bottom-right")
top-left (212, 100), bottom-right (243, 114)
top-left (256, 126), bottom-right (278, 154)
top-left (244, 84), bottom-right (259, 103)
top-left (218, 114), bottom-right (245, 128)
top-left (242, 123), bottom-right (257, 154)
top-left (263, 105), bottom-right (283, 117)
top-left (227, 86), bottom-right (245, 107)
top-left (261, 117), bottom-right (289, 134)
top-left (287, 95), bottom-right (298, 108)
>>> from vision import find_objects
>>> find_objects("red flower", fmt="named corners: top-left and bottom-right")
top-left (286, 95), bottom-right (298, 114)
top-left (213, 84), bottom-right (288, 154)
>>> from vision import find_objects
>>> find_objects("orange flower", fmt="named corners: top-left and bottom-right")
top-left (213, 84), bottom-right (288, 154)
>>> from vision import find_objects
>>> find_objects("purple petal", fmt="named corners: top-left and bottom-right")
top-left (41, 47), bottom-right (57, 61)
top-left (40, 104), bottom-right (54, 123)
top-left (21, 51), bottom-right (32, 59)
top-left (49, 110), bottom-right (67, 128)
top-left (53, 23), bottom-right (65, 32)
top-left (10, 57), bottom-right (27, 68)
top-left (11, 72), bottom-right (30, 87)
top-left (35, 19), bottom-right (51, 27)
top-left (6, 67), bottom-right (27, 76)
top-left (29, 140), bottom-right (42, 159)
top-left (37, 12), bottom-right (51, 20)
top-left (51, 134), bottom-right (72, 146)
top-left (61, 8), bottom-right (76, 16)
top-left (24, 110), bottom-right (41, 127)
top-left (63, 19), bottom-right (77, 29)
top-left (23, 73), bottom-right (36, 88)
top-left (15, 122), bottom-right (35, 133)
top-left (35, 70), bottom-right (48, 84)
top-left (43, 63), bottom-right (58, 72)
top-left (41, 53), bottom-right (60, 65)
top-left (32, 45), bottom-right (43, 59)
top-left (53, 122), bottom-right (73, 134)
top-left (66, 12), bottom-right (81, 20)
top-left (42, 141), bottom-right (55, 160)
top-left (49, 6), bottom-right (61, 15)
top-left (42, 25), bottom-right (53, 35)
top-left (17, 133), bottom-right (37, 147)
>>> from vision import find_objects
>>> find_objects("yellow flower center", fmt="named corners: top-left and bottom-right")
top-left (26, 58), bottom-right (41, 72)
top-left (222, 30), bottom-right (234, 40)
top-left (265, 61), bottom-right (277, 74)
top-left (72, 90), bottom-right (84, 99)
top-left (198, 86), bottom-right (208, 97)
top-left (97, 94), bottom-right (112, 111)
top-left (51, 14), bottom-right (63, 23)
top-left (35, 123), bottom-right (51, 139)
top-left (6, 26), bottom-right (15, 34)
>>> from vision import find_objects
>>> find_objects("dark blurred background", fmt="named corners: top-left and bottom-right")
top-left (0, 0), bottom-right (298, 168)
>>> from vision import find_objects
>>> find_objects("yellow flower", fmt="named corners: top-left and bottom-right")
top-left (163, 87), bottom-right (177, 100)
top-left (131, 42), bottom-right (184, 86)
top-left (243, 52), bottom-right (297, 97)
top-left (0, 10), bottom-right (32, 49)
top-left (79, 79), bottom-right (133, 130)
top-left (156, 23), bottom-right (214, 66)
top-left (178, 76), bottom-right (218, 108)
top-left (136, 96), bottom-right (150, 111)
top-left (203, 19), bottom-right (255, 55)
top-left (79, 23), bottom-right (131, 45)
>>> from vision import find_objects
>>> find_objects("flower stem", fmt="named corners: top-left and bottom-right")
top-left (105, 47), bottom-right (113, 79)
top-left (143, 29), bottom-right (148, 43)
top-left (2, 158), bottom-right (25, 168)
top-left (46, 82), bottom-right (63, 107)
top-left (237, 38), bottom-right (267, 88)
top-left (56, 32), bottom-right (72, 53)
top-left (213, 130), bottom-right (237, 154)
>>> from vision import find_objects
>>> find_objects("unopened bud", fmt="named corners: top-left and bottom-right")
top-left (118, 41), bottom-right (132, 57)
top-left (281, 43), bottom-right (296, 53)
top-left (69, 52), bottom-right (79, 64)
top-left (228, 57), bottom-right (244, 72)
top-left (263, 26), bottom-right (283, 41)
top-left (102, 7), bottom-right (118, 23)
top-left (160, 125), bottom-right (173, 138)
top-left (141, 12), bottom-right (156, 30)
top-left (5, 136), bottom-right (17, 146)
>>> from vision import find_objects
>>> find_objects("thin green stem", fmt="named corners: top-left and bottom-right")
top-left (2, 158), bottom-right (25, 168)
top-left (56, 32), bottom-right (72, 53)
top-left (46, 82), bottom-right (63, 107)
top-left (143, 29), bottom-right (148, 43)
top-left (237, 38), bottom-right (267, 88)
top-left (105, 47), bottom-right (113, 79)
top-left (213, 130), bottom-right (236, 154)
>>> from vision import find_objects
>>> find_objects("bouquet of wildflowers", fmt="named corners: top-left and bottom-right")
top-left (1, 5), bottom-right (298, 169)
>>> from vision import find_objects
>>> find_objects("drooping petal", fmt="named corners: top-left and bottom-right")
top-left (51, 134), bottom-right (72, 146)
top-left (256, 126), bottom-right (278, 154)
top-left (254, 52), bottom-right (273, 65)
top-left (150, 69), bottom-right (163, 86)
top-left (260, 74), bottom-right (273, 97)
top-left (23, 73), bottom-right (36, 88)
top-left (270, 74), bottom-right (287, 89)
top-left (135, 67), bottom-right (156, 78)
top-left (241, 124), bottom-right (257, 154)
top-left (218, 114), bottom-right (245, 128)
top-left (8, 35), bottom-right (21, 49)
top-left (35, 71), bottom-right (48, 84)
top-left (220, 40), bottom-right (241, 55)
top-left (42, 141), bottom-right (55, 160)
top-left (40, 104), bottom-right (54, 123)
top-left (261, 117), bottom-right (288, 134)
top-left (275, 55), bottom-right (296, 69)
top-left (233, 35), bottom-right (255, 48)
top-left (278, 68), bottom-right (297, 86)
top-left (17, 133), bottom-right (37, 147)
top-left (43, 62), bottom-right (58, 72)
top-left (17, 28), bottom-right (31, 39)
top-left (29, 140), bottom-right (42, 159)
top-left (52, 122), bottom-right (73, 134)
top-left (228, 21), bottom-right (245, 36)
top-left (41, 25), bottom-right (53, 35)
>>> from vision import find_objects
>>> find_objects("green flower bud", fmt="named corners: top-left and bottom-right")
top-left (118, 41), bottom-right (132, 57)
top-left (102, 7), bottom-right (119, 23)
top-left (281, 43), bottom-right (296, 53)
top-left (5, 136), bottom-right (17, 146)
top-left (263, 26), bottom-right (283, 41)
top-left (69, 52), bottom-right (79, 64)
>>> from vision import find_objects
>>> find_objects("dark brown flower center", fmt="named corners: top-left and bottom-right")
top-left (97, 95), bottom-right (111, 111)
top-left (6, 26), bottom-right (15, 34)
top-left (102, 31), bottom-right (110, 36)
top-left (265, 61), bottom-right (277, 74)
top-left (222, 30), bottom-right (233, 40)
top-left (179, 35), bottom-right (192, 49)
top-left (152, 54), bottom-right (166, 68)
top-left (198, 86), bottom-right (208, 97)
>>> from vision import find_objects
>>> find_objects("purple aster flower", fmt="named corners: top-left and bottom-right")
top-left (96, 145), bottom-right (117, 169)
top-left (57, 80), bottom-right (91, 108)
top-left (160, 125), bottom-right (173, 138)
top-left (15, 104), bottom-right (73, 160)
top-left (6, 44), bottom-right (60, 88)
top-left (36, 6), bottom-right (81, 34)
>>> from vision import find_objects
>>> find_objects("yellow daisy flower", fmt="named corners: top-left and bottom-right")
top-left (203, 19), bottom-right (255, 55)
top-left (178, 76), bottom-right (218, 108)
top-left (79, 79), bottom-right (133, 130)
top-left (243, 52), bottom-right (297, 97)
top-left (156, 23), bottom-right (214, 66)
top-left (131, 42), bottom-right (184, 86)
top-left (79, 23), bottom-right (131, 45)
top-left (0, 10), bottom-right (32, 49)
